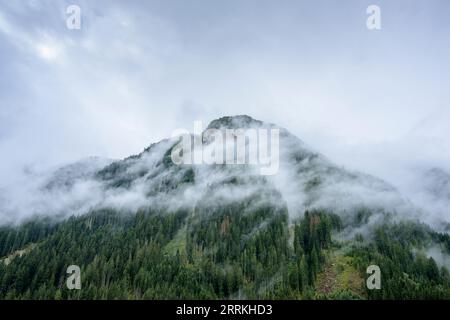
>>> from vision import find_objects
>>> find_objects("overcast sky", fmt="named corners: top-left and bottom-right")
top-left (1, 0), bottom-right (449, 190)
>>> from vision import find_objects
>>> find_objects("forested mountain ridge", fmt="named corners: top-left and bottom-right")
top-left (1, 115), bottom-right (450, 299)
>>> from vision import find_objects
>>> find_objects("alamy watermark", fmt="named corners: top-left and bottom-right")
top-left (66, 265), bottom-right (81, 290)
top-left (64, 4), bottom-right (380, 31)
top-left (66, 5), bottom-right (81, 30)
top-left (170, 121), bottom-right (280, 176)
top-left (367, 5), bottom-right (381, 30)
top-left (366, 265), bottom-right (381, 290)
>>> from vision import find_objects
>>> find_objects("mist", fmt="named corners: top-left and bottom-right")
top-left (0, 118), bottom-right (436, 234)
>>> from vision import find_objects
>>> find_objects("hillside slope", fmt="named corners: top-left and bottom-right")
top-left (1, 115), bottom-right (449, 299)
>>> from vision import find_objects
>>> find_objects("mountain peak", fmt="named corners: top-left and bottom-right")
top-left (206, 115), bottom-right (265, 130)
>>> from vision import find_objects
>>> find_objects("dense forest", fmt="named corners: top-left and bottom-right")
top-left (1, 203), bottom-right (450, 299)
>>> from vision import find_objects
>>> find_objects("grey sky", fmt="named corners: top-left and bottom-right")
top-left (0, 0), bottom-right (449, 191)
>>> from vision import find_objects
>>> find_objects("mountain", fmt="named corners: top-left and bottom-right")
top-left (35, 115), bottom-right (412, 222)
top-left (1, 115), bottom-right (450, 300)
